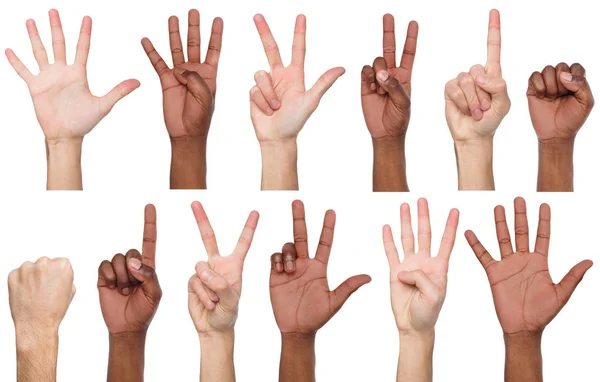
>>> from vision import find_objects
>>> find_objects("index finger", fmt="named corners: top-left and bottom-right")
top-left (254, 14), bottom-right (283, 69)
top-left (191, 201), bottom-right (220, 258)
top-left (233, 211), bottom-right (260, 259)
top-left (382, 14), bottom-right (396, 69)
top-left (486, 9), bottom-right (501, 74)
top-left (142, 204), bottom-right (157, 268)
top-left (292, 200), bottom-right (309, 258)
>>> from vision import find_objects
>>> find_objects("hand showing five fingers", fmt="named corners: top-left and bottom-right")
top-left (5, 9), bottom-right (139, 141)
top-left (361, 15), bottom-right (418, 140)
top-left (250, 14), bottom-right (345, 142)
top-left (383, 199), bottom-right (459, 334)
top-left (465, 197), bottom-right (593, 336)
top-left (188, 202), bottom-right (259, 333)
top-left (269, 200), bottom-right (371, 334)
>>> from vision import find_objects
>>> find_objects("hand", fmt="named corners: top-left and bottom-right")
top-left (269, 200), bottom-right (371, 334)
top-left (250, 14), bottom-right (345, 142)
top-left (383, 199), bottom-right (459, 334)
top-left (465, 197), bottom-right (593, 335)
top-left (361, 15), bottom-right (417, 140)
top-left (9, 257), bottom-right (76, 333)
top-left (98, 205), bottom-right (162, 335)
top-left (444, 9), bottom-right (510, 143)
top-left (5, 9), bottom-right (139, 141)
top-left (188, 202), bottom-right (259, 333)
top-left (142, 10), bottom-right (222, 140)
top-left (527, 63), bottom-right (594, 141)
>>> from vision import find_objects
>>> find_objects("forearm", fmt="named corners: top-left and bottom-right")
top-left (397, 331), bottom-right (434, 382)
top-left (46, 138), bottom-right (83, 190)
top-left (16, 328), bottom-right (59, 382)
top-left (372, 136), bottom-right (408, 192)
top-left (107, 332), bottom-right (146, 382)
top-left (199, 331), bottom-right (235, 382)
top-left (260, 141), bottom-right (298, 190)
top-left (279, 332), bottom-right (316, 382)
top-left (170, 137), bottom-right (208, 189)
top-left (504, 332), bottom-right (543, 382)
top-left (537, 138), bottom-right (574, 192)
top-left (454, 139), bottom-right (494, 190)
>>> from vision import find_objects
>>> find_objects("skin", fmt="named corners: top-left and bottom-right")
top-left (270, 200), bottom-right (371, 382)
top-left (465, 197), bottom-right (592, 382)
top-left (187, 202), bottom-right (259, 382)
top-left (527, 63), bottom-right (595, 192)
top-left (250, 15), bottom-right (345, 190)
top-left (142, 9), bottom-right (223, 189)
top-left (444, 9), bottom-right (511, 190)
top-left (97, 205), bottom-right (162, 382)
top-left (5, 9), bottom-right (139, 190)
top-left (361, 15), bottom-right (418, 192)
top-left (8, 257), bottom-right (76, 382)
top-left (383, 199), bottom-right (459, 382)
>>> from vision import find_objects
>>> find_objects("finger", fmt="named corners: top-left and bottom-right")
top-left (191, 201), bottom-right (220, 258)
top-left (570, 63), bottom-right (586, 78)
top-left (111, 254), bottom-right (131, 295)
top-left (557, 260), bottom-right (593, 305)
top-left (48, 10), bottom-right (66, 63)
top-left (475, 75), bottom-right (510, 107)
top-left (445, 79), bottom-right (471, 115)
top-left (438, 208), bottom-right (459, 263)
top-left (397, 270), bottom-right (442, 302)
top-left (331, 275), bottom-right (372, 313)
top-left (254, 70), bottom-right (281, 110)
top-left (382, 225), bottom-right (400, 268)
top-left (282, 243), bottom-right (297, 273)
top-left (187, 9), bottom-right (201, 63)
top-left (291, 14), bottom-right (306, 68)
top-left (417, 198), bottom-right (432, 255)
top-left (513, 197), bottom-right (529, 253)
top-left (271, 252), bottom-right (284, 273)
top-left (205, 17), bottom-right (224, 68)
top-left (189, 275), bottom-right (216, 310)
top-left (307, 67), bottom-right (346, 104)
top-left (173, 68), bottom-right (213, 98)
top-left (542, 65), bottom-right (558, 98)
top-left (125, 249), bottom-right (143, 285)
top-left (315, 210), bottom-right (335, 264)
top-left (100, 79), bottom-right (141, 115)
top-left (233, 211), bottom-right (260, 259)
top-left (199, 269), bottom-right (239, 312)
top-left (555, 62), bottom-right (570, 96)
top-left (5, 49), bottom-right (33, 83)
top-left (128, 256), bottom-right (162, 301)
top-left (375, 70), bottom-right (411, 109)
top-left (141, 38), bottom-right (170, 77)
top-left (142, 204), bottom-right (157, 268)
top-left (399, 20), bottom-right (419, 76)
top-left (195, 261), bottom-right (219, 302)
top-left (400, 203), bottom-right (415, 254)
top-left (561, 67), bottom-right (594, 109)
top-left (486, 9), bottom-right (502, 76)
top-left (457, 72), bottom-right (483, 120)
top-left (382, 14), bottom-right (396, 69)
top-left (465, 230), bottom-right (496, 270)
top-left (26, 19), bottom-right (49, 68)
top-left (469, 64), bottom-right (491, 111)
top-left (250, 86), bottom-right (274, 116)
top-left (373, 57), bottom-right (387, 95)
top-left (292, 200), bottom-right (309, 258)
top-left (97, 260), bottom-right (117, 289)
top-left (74, 16), bottom-right (92, 66)
top-left (527, 71), bottom-right (546, 99)
top-left (254, 14), bottom-right (283, 69)
top-left (361, 65), bottom-right (377, 95)
top-left (168, 16), bottom-right (185, 66)
top-left (534, 203), bottom-right (551, 256)
top-left (494, 205), bottom-right (513, 258)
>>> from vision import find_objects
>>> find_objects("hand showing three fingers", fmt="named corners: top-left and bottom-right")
top-left (188, 202), bottom-right (259, 333)
top-left (465, 197), bottom-right (592, 336)
top-left (5, 9), bottom-right (139, 141)
top-left (269, 200), bottom-right (371, 334)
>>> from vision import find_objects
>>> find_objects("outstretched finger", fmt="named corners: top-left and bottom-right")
top-left (534, 203), bottom-right (551, 256)
top-left (417, 198), bottom-right (432, 255)
top-left (513, 197), bottom-right (529, 253)
top-left (168, 16), bottom-right (185, 66)
top-left (292, 200), bottom-right (309, 258)
top-left (494, 205), bottom-right (513, 258)
top-left (187, 9), bottom-right (201, 63)
top-left (315, 210), bottom-right (336, 264)
top-left (291, 14), bottom-right (306, 68)
top-left (557, 260), bottom-right (593, 306)
top-left (307, 67), bottom-right (346, 104)
top-left (141, 38), bottom-right (170, 77)
top-left (330, 274), bottom-right (372, 313)
top-left (382, 225), bottom-right (400, 268)
top-left (205, 17), bottom-right (224, 68)
top-left (191, 201), bottom-right (220, 258)
top-left (486, 9), bottom-right (502, 76)
top-left (382, 14), bottom-right (396, 69)
top-left (142, 204), bottom-right (157, 268)
top-left (465, 230), bottom-right (496, 270)
top-left (26, 19), bottom-right (49, 68)
top-left (75, 16), bottom-right (92, 66)
top-left (438, 208), bottom-right (459, 263)
top-left (49, 9), bottom-right (66, 63)
top-left (399, 20), bottom-right (419, 76)
top-left (5, 49), bottom-right (33, 83)
top-left (233, 211), bottom-right (260, 260)
top-left (100, 79), bottom-right (141, 115)
top-left (254, 14), bottom-right (283, 69)
top-left (400, 203), bottom-right (415, 254)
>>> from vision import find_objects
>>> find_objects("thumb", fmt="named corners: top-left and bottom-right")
top-left (557, 260), bottom-right (593, 305)
top-left (127, 258), bottom-right (162, 301)
top-left (100, 79), bottom-right (140, 114)
top-left (307, 67), bottom-right (345, 106)
top-left (174, 68), bottom-right (212, 99)
top-left (330, 274), bottom-right (371, 313)
top-left (559, 72), bottom-right (595, 110)
top-left (376, 70), bottom-right (410, 109)
top-left (397, 270), bottom-right (443, 303)
top-left (475, 74), bottom-right (510, 112)
top-left (198, 269), bottom-right (239, 313)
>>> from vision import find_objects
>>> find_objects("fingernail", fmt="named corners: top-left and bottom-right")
top-left (266, 107), bottom-right (274, 116)
top-left (477, 75), bottom-right (489, 85)
top-left (285, 260), bottom-right (295, 272)
top-left (109, 284), bottom-right (116, 290)
top-left (560, 72), bottom-right (573, 82)
top-left (174, 67), bottom-right (186, 75)
top-left (122, 287), bottom-right (130, 295)
top-left (480, 99), bottom-right (491, 110)
top-left (200, 270), bottom-right (213, 282)
top-left (377, 70), bottom-right (389, 82)
top-left (370, 83), bottom-right (377, 91)
top-left (129, 258), bottom-right (142, 270)
top-left (275, 263), bottom-right (283, 273)
top-left (270, 99), bottom-right (281, 109)
top-left (473, 109), bottom-right (483, 119)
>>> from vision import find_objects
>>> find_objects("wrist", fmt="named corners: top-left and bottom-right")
top-left (15, 325), bottom-right (59, 353)
top-left (170, 135), bottom-right (208, 152)
top-left (259, 140), bottom-right (298, 190)
top-left (109, 331), bottom-right (147, 347)
top-left (372, 135), bottom-right (406, 151)
top-left (199, 330), bottom-right (235, 345)
top-left (537, 137), bottom-right (575, 192)
top-left (454, 138), bottom-right (495, 190)
top-left (399, 329), bottom-right (435, 348)
top-left (504, 330), bottom-right (543, 349)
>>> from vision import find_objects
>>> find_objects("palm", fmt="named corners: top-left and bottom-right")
top-left (99, 285), bottom-right (157, 334)
top-left (528, 96), bottom-right (585, 140)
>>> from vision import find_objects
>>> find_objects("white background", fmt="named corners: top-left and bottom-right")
top-left (0, 0), bottom-right (598, 381)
